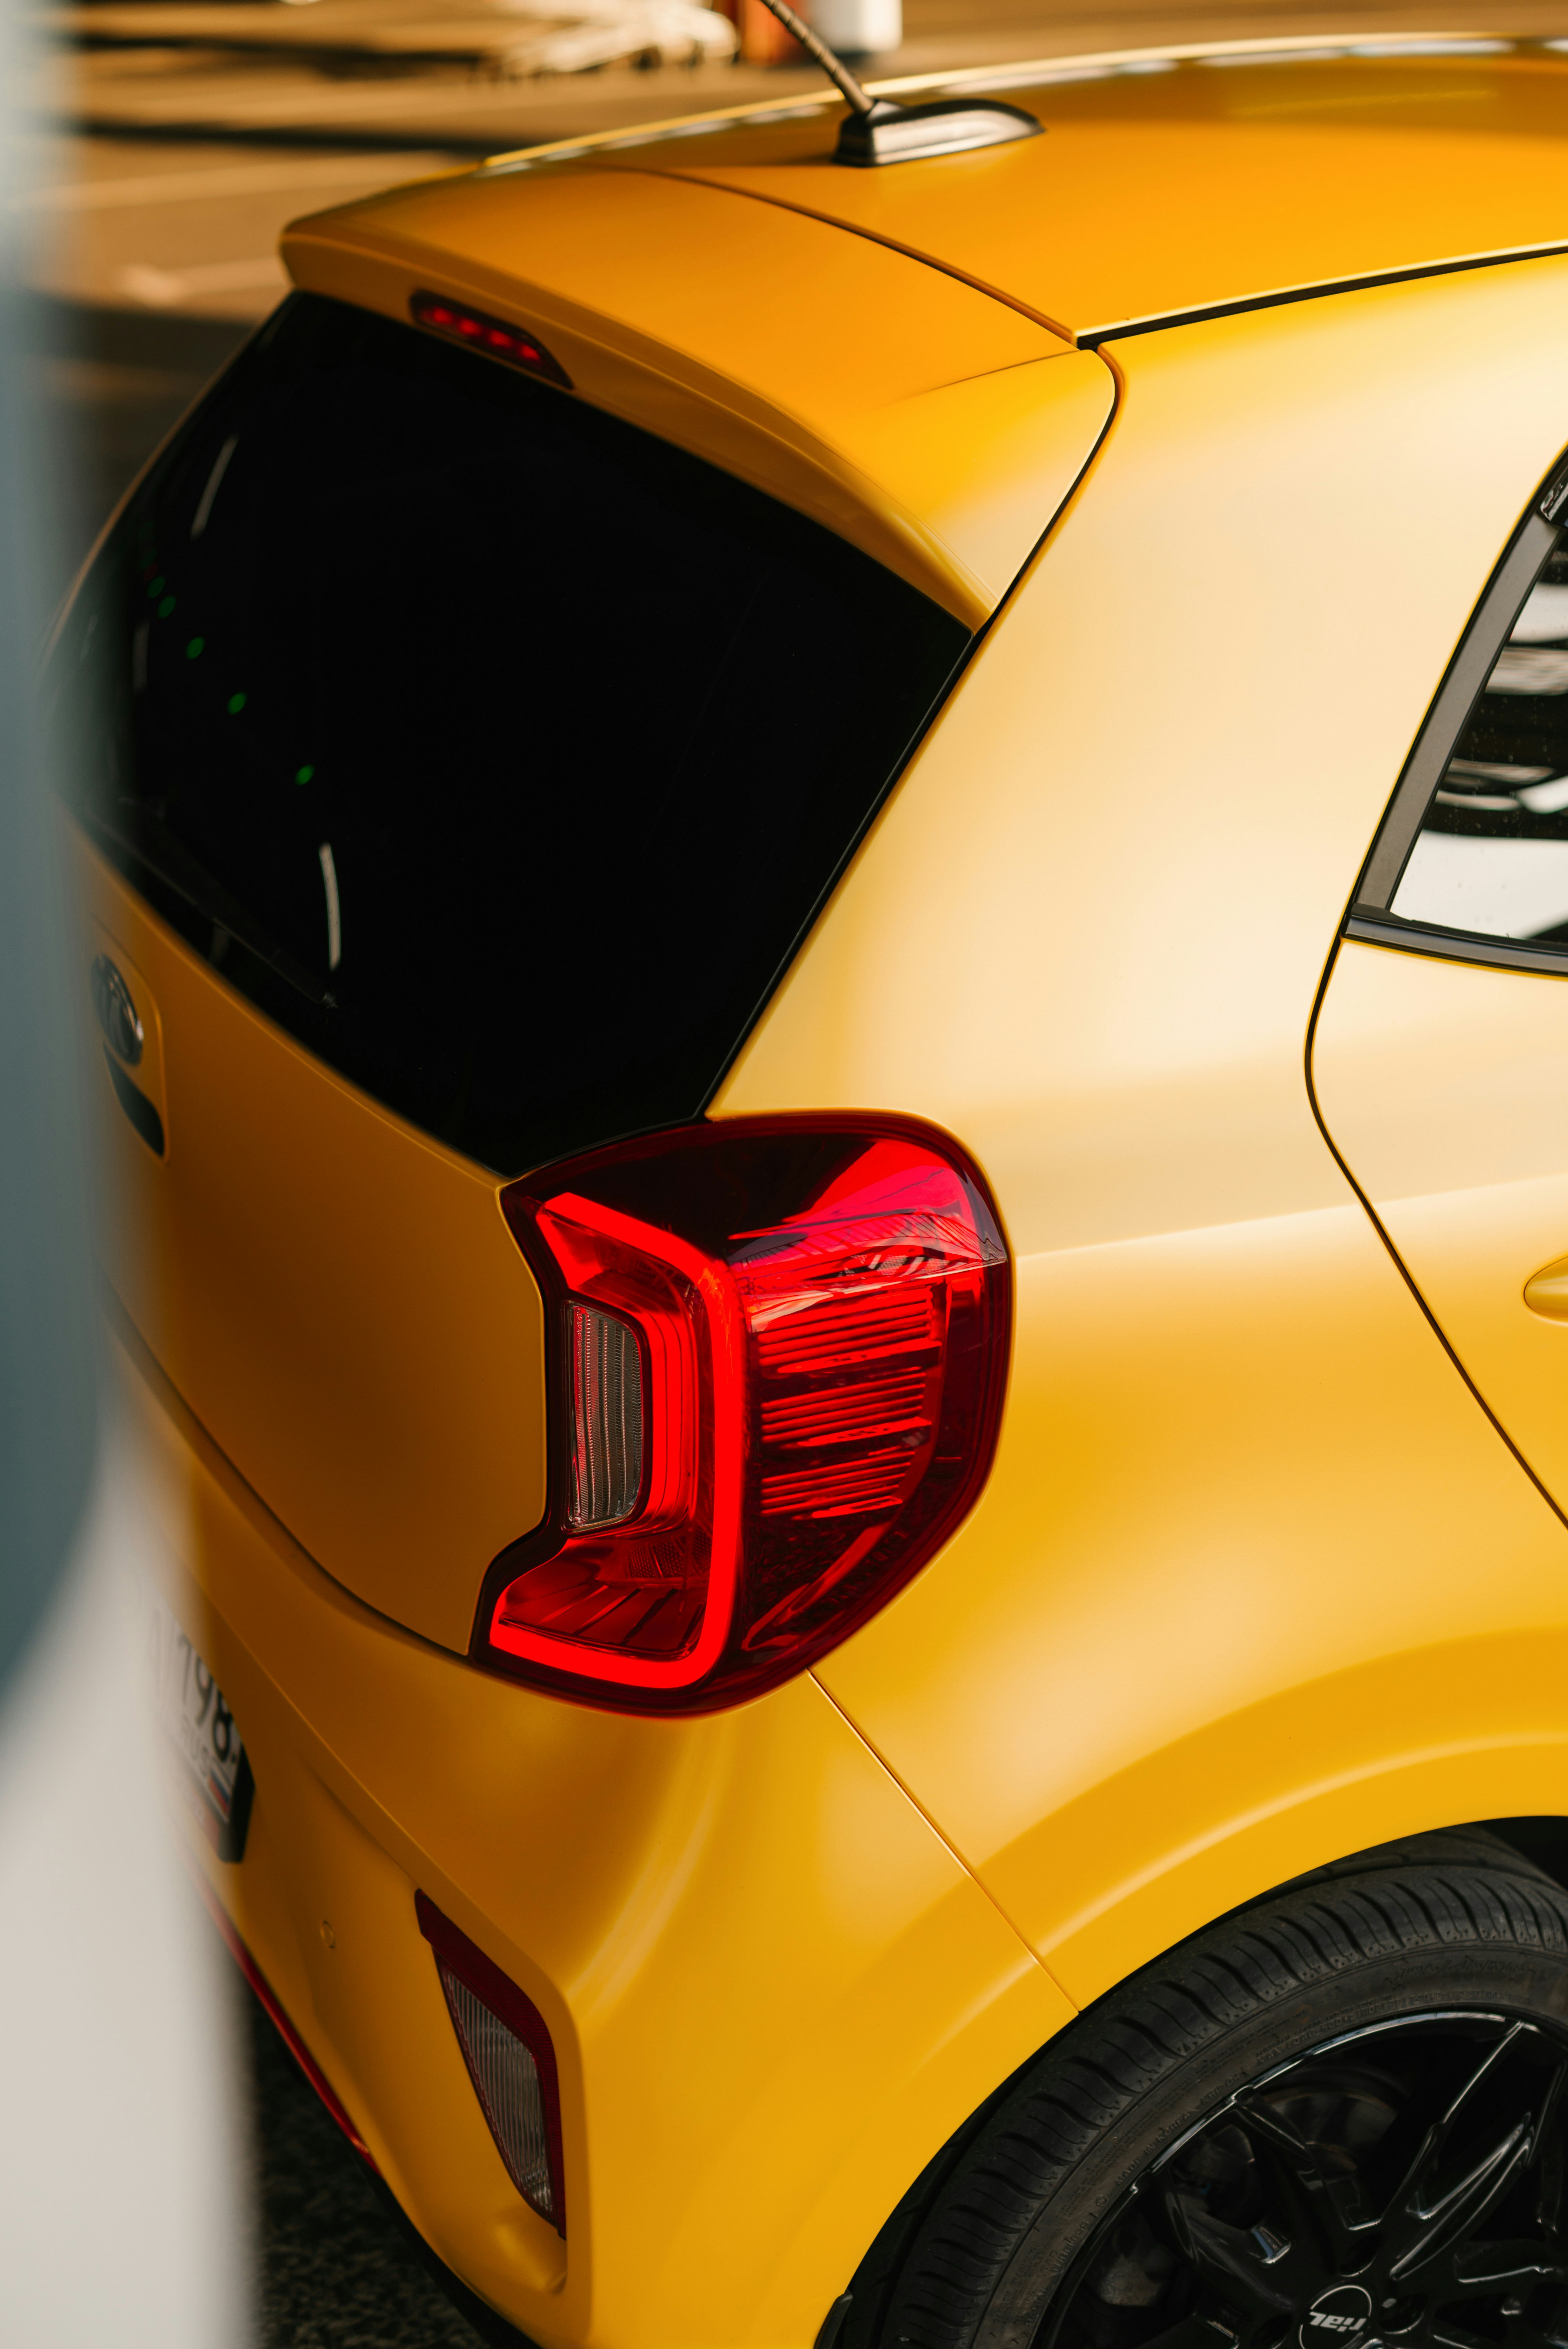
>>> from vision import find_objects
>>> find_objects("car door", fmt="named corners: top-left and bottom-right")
top-left (1313, 456), bottom-right (1568, 1511)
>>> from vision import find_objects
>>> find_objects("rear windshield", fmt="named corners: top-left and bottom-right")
top-left (52, 293), bottom-right (968, 1174)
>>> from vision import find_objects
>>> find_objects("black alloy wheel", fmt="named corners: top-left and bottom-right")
top-left (1046, 2013), bottom-right (1568, 2349)
top-left (852, 1832), bottom-right (1568, 2349)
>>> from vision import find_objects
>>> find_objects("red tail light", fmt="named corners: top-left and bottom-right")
top-left (479, 1116), bottom-right (1010, 1714)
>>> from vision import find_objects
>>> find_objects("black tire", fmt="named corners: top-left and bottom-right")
top-left (868, 1830), bottom-right (1568, 2349)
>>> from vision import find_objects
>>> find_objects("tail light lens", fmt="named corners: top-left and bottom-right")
top-left (416, 1893), bottom-right (565, 2233)
top-left (479, 1115), bottom-right (1010, 1715)
top-left (567, 1303), bottom-right (643, 1527)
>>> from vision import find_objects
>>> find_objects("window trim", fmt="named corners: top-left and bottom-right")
top-left (1343, 910), bottom-right (1568, 977)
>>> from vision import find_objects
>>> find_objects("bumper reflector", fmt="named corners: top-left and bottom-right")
top-left (415, 1893), bottom-right (565, 2232)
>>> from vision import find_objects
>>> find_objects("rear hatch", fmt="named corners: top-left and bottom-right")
top-left (53, 169), bottom-right (1112, 1650)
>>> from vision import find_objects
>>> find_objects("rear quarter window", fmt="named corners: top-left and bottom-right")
top-left (52, 293), bottom-right (968, 1174)
top-left (1390, 545), bottom-right (1568, 945)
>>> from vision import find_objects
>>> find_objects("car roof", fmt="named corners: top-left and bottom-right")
top-left (284, 35), bottom-right (1568, 620)
top-left (492, 34), bottom-right (1568, 344)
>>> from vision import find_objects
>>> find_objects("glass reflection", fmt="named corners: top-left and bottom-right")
top-left (1392, 549), bottom-right (1568, 947)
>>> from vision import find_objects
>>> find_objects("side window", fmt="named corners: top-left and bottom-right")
top-left (1392, 548), bottom-right (1568, 943)
top-left (1351, 468), bottom-right (1568, 968)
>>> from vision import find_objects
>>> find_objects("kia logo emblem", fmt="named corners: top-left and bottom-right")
top-left (91, 955), bottom-right (144, 1067)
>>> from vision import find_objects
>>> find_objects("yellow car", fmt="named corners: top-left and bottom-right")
top-left (53, 30), bottom-right (1568, 2349)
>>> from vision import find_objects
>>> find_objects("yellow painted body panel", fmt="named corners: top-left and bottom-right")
top-left (78, 834), bottom-right (546, 1653)
top-left (814, 1210), bottom-right (1568, 2004)
top-left (497, 45), bottom-right (1568, 342)
top-left (1314, 939), bottom-right (1568, 1516)
top-left (716, 258), bottom-right (1568, 1994)
top-left (114, 1302), bottom-right (1072, 2348)
top-left (283, 166), bottom-right (1110, 625)
top-left (718, 257), bottom-right (1568, 1250)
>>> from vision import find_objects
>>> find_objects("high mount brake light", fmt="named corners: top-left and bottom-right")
top-left (480, 1117), bottom-right (1010, 1715)
top-left (409, 291), bottom-right (572, 389)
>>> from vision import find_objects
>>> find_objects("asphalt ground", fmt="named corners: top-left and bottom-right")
top-left (239, 1971), bottom-right (527, 2349)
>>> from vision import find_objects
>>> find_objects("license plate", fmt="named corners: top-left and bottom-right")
top-left (146, 1597), bottom-right (254, 1863)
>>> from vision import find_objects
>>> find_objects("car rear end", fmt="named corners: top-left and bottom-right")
top-left (54, 149), bottom-right (1110, 2345)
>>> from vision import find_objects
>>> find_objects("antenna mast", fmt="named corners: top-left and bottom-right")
top-left (750, 0), bottom-right (875, 114)
top-left (748, 0), bottom-right (1043, 165)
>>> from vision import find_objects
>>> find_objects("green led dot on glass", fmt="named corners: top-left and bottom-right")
top-left (295, 765), bottom-right (314, 786)
top-left (227, 692), bottom-right (247, 715)
top-left (186, 636), bottom-right (204, 660)
top-left (157, 595), bottom-right (175, 619)
top-left (148, 575), bottom-right (165, 598)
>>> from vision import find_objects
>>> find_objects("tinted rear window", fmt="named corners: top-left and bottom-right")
top-left (53, 293), bottom-right (968, 1173)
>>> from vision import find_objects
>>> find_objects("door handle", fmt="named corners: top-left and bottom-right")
top-left (1524, 1257), bottom-right (1568, 1319)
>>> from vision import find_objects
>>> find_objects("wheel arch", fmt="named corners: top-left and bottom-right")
top-left (981, 1633), bottom-right (1568, 2009)
top-left (830, 1808), bottom-right (1568, 2349)
top-left (768, 1657), bottom-right (1568, 2349)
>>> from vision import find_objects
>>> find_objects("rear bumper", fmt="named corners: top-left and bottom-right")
top-left (196, 1869), bottom-right (378, 2167)
top-left (112, 1299), bottom-right (1073, 2349)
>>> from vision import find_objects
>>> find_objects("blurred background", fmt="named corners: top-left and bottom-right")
top-left (11, 0), bottom-right (1564, 2335)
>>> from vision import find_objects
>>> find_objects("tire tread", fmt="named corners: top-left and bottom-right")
top-left (874, 1836), bottom-right (1568, 2349)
